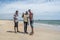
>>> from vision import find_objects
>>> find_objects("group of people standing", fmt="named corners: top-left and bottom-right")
top-left (13, 9), bottom-right (34, 35)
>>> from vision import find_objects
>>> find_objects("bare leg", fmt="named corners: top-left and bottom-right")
top-left (14, 27), bottom-right (16, 33)
top-left (17, 26), bottom-right (19, 32)
top-left (30, 21), bottom-right (34, 35)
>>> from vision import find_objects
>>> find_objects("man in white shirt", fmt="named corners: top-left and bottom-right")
top-left (22, 11), bottom-right (29, 34)
top-left (13, 10), bottom-right (19, 33)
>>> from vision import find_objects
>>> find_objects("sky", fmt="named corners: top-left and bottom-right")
top-left (0, 0), bottom-right (60, 20)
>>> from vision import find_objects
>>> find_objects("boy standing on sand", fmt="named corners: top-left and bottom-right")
top-left (13, 10), bottom-right (19, 33)
top-left (28, 9), bottom-right (34, 35)
top-left (22, 11), bottom-right (29, 34)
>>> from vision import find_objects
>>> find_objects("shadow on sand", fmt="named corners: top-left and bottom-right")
top-left (7, 31), bottom-right (25, 34)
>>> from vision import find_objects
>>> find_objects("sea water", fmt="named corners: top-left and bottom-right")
top-left (34, 20), bottom-right (60, 31)
top-left (34, 20), bottom-right (60, 25)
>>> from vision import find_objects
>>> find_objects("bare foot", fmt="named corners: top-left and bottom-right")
top-left (30, 32), bottom-right (34, 35)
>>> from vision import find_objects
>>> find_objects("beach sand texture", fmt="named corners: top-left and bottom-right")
top-left (0, 20), bottom-right (60, 40)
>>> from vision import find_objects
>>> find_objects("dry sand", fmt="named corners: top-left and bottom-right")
top-left (0, 20), bottom-right (60, 40)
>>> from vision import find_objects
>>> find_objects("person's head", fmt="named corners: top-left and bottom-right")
top-left (28, 9), bottom-right (31, 12)
top-left (15, 10), bottom-right (18, 16)
top-left (28, 9), bottom-right (33, 14)
top-left (25, 11), bottom-right (28, 15)
top-left (28, 9), bottom-right (32, 13)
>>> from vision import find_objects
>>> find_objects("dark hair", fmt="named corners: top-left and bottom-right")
top-left (15, 10), bottom-right (18, 16)
top-left (28, 9), bottom-right (31, 12)
top-left (16, 10), bottom-right (18, 13)
top-left (25, 11), bottom-right (28, 14)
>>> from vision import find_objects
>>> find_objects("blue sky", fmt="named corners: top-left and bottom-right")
top-left (0, 0), bottom-right (60, 20)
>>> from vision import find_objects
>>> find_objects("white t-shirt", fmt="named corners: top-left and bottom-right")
top-left (23, 14), bottom-right (29, 22)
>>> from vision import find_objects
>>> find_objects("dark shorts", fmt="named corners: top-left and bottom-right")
top-left (30, 20), bottom-right (33, 24)
top-left (14, 22), bottom-right (18, 27)
top-left (30, 20), bottom-right (33, 26)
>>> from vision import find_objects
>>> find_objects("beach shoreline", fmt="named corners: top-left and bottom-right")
top-left (0, 20), bottom-right (60, 40)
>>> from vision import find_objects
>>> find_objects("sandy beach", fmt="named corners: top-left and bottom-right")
top-left (0, 20), bottom-right (60, 40)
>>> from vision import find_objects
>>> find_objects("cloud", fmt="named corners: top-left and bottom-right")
top-left (0, 1), bottom-right (60, 13)
top-left (0, 0), bottom-right (60, 20)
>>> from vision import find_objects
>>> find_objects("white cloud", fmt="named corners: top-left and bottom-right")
top-left (0, 0), bottom-right (60, 20)
top-left (0, 1), bottom-right (60, 13)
